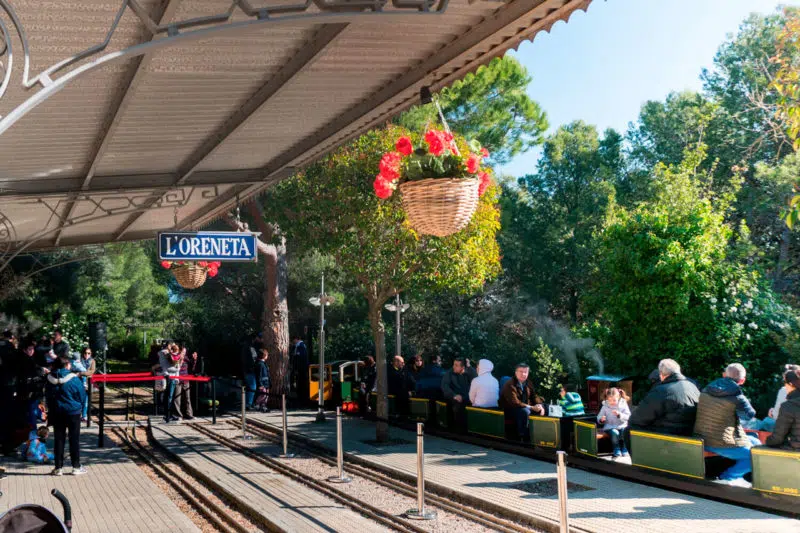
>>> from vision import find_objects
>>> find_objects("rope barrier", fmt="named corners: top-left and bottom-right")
top-left (92, 374), bottom-right (212, 383)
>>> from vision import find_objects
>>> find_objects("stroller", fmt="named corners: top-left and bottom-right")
top-left (0, 489), bottom-right (72, 532)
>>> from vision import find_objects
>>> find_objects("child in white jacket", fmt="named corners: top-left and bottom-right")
top-left (597, 387), bottom-right (631, 458)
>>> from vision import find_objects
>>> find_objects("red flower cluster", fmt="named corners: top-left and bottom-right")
top-left (372, 131), bottom-right (492, 199)
top-left (160, 260), bottom-right (222, 278)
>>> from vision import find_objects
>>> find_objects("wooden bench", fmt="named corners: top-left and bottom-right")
top-left (630, 430), bottom-right (705, 479)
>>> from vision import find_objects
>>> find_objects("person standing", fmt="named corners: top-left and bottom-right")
top-left (240, 334), bottom-right (258, 410)
top-left (172, 346), bottom-right (194, 421)
top-left (254, 349), bottom-right (271, 412)
top-left (46, 356), bottom-right (87, 476)
top-left (290, 335), bottom-right (309, 401)
top-left (77, 347), bottom-right (95, 422)
top-left (154, 343), bottom-right (182, 423)
top-left (51, 330), bottom-right (70, 360)
top-left (388, 355), bottom-right (410, 416)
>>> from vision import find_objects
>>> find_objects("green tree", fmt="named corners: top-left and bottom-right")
top-left (397, 56), bottom-right (548, 165)
top-left (505, 122), bottom-right (619, 321)
top-left (263, 125), bottom-right (502, 440)
top-left (529, 337), bottom-right (564, 404)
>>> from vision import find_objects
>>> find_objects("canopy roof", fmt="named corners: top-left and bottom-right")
top-left (0, 0), bottom-right (590, 255)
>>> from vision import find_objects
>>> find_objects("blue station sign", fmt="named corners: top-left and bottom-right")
top-left (158, 232), bottom-right (258, 262)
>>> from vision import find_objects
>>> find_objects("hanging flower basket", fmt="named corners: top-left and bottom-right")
top-left (373, 129), bottom-right (492, 237)
top-left (160, 260), bottom-right (221, 289)
top-left (399, 178), bottom-right (479, 237)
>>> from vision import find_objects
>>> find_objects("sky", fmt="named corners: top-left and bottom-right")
top-left (499, 0), bottom-right (800, 178)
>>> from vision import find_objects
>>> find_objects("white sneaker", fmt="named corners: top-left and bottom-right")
top-left (51, 468), bottom-right (63, 476)
top-left (71, 466), bottom-right (87, 476)
top-left (726, 478), bottom-right (752, 489)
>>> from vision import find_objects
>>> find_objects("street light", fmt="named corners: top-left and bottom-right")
top-left (384, 294), bottom-right (410, 357)
top-left (310, 273), bottom-right (334, 422)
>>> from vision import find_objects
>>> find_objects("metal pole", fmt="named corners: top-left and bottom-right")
top-left (557, 451), bottom-right (570, 533)
top-left (327, 407), bottom-right (351, 483)
top-left (153, 382), bottom-right (158, 416)
top-left (211, 378), bottom-right (217, 425)
top-left (86, 377), bottom-right (92, 428)
top-left (276, 394), bottom-right (295, 458)
top-left (316, 273), bottom-right (326, 422)
top-left (131, 381), bottom-right (136, 438)
top-left (406, 423), bottom-right (436, 520)
top-left (98, 385), bottom-right (105, 448)
top-left (395, 294), bottom-right (401, 357)
top-left (240, 385), bottom-right (252, 440)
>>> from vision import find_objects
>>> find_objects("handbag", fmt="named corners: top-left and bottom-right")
top-left (155, 377), bottom-right (166, 392)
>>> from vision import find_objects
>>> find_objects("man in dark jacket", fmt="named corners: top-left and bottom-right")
top-left (388, 356), bottom-right (410, 416)
top-left (416, 354), bottom-right (445, 399)
top-left (499, 363), bottom-right (545, 441)
top-left (766, 368), bottom-right (800, 451)
top-left (240, 334), bottom-right (258, 409)
top-left (290, 335), bottom-right (309, 401)
top-left (693, 363), bottom-right (760, 487)
top-left (629, 359), bottom-right (700, 436)
top-left (51, 329), bottom-right (70, 359)
top-left (46, 356), bottom-right (87, 476)
top-left (441, 357), bottom-right (473, 429)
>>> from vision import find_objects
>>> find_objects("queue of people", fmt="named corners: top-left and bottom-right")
top-left (0, 329), bottom-right (93, 477)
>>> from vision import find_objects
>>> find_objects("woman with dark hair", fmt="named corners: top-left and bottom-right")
top-left (45, 356), bottom-right (86, 476)
top-left (766, 368), bottom-right (800, 450)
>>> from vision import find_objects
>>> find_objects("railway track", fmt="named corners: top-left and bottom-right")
top-left (218, 419), bottom-right (537, 533)
top-left (188, 422), bottom-right (437, 533)
top-left (102, 419), bottom-right (281, 533)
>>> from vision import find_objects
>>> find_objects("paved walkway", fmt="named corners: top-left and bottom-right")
top-left (0, 425), bottom-right (198, 533)
top-left (252, 410), bottom-right (799, 533)
top-left (151, 421), bottom-right (391, 533)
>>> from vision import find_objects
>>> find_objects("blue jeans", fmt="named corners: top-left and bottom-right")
top-left (705, 435), bottom-right (761, 480)
top-left (605, 428), bottom-right (628, 454)
top-left (81, 377), bottom-right (88, 419)
top-left (244, 373), bottom-right (257, 408)
top-left (512, 406), bottom-right (531, 439)
top-left (163, 379), bottom-right (177, 419)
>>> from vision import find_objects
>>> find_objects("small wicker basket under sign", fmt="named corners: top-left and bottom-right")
top-left (399, 178), bottom-right (479, 237)
top-left (172, 264), bottom-right (207, 289)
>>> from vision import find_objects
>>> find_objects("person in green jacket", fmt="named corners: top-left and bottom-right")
top-left (558, 384), bottom-right (585, 416)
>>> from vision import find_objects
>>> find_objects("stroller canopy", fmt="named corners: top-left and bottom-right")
top-left (0, 504), bottom-right (69, 533)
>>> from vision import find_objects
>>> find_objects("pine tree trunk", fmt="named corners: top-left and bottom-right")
top-left (774, 225), bottom-right (791, 293)
top-left (262, 235), bottom-right (290, 405)
top-left (368, 295), bottom-right (389, 442)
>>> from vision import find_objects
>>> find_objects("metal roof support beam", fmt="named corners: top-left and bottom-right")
top-left (112, 22), bottom-right (347, 241)
top-left (53, 0), bottom-right (183, 246)
top-left (181, 0), bottom-right (585, 229)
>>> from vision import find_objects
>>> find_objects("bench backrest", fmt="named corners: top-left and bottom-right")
top-left (574, 420), bottom-right (598, 456)
top-left (751, 447), bottom-right (800, 497)
top-left (368, 393), bottom-right (396, 414)
top-left (630, 430), bottom-right (705, 479)
top-left (466, 406), bottom-right (505, 439)
top-left (529, 415), bottom-right (560, 449)
top-left (435, 401), bottom-right (448, 428)
top-left (409, 397), bottom-right (430, 422)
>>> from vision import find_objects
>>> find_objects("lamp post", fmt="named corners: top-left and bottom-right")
top-left (310, 273), bottom-right (334, 422)
top-left (384, 294), bottom-right (410, 357)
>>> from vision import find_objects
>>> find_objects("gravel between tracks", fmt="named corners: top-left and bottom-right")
top-left (210, 425), bottom-right (541, 533)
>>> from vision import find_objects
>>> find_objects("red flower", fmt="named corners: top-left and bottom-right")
top-left (466, 154), bottom-right (481, 174)
top-left (395, 136), bottom-right (413, 156)
top-left (160, 261), bottom-right (172, 269)
top-left (208, 267), bottom-right (218, 278)
top-left (424, 130), bottom-right (445, 156)
top-left (373, 175), bottom-right (395, 199)
top-left (379, 151), bottom-right (402, 180)
top-left (481, 147), bottom-right (490, 159)
top-left (478, 172), bottom-right (491, 196)
top-left (197, 261), bottom-right (208, 268)
top-left (210, 261), bottom-right (221, 268)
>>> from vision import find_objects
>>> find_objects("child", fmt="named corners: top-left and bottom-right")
top-left (253, 348), bottom-right (271, 413)
top-left (20, 426), bottom-right (54, 464)
top-left (558, 384), bottom-right (586, 416)
top-left (597, 387), bottom-right (631, 458)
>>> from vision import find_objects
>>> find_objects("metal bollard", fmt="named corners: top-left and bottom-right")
top-left (276, 394), bottom-right (295, 458)
top-left (211, 378), bottom-right (217, 425)
top-left (240, 385), bottom-right (252, 440)
top-left (327, 407), bottom-right (351, 483)
top-left (86, 377), bottom-right (92, 428)
top-left (405, 423), bottom-right (436, 520)
top-left (557, 451), bottom-right (570, 533)
top-left (97, 385), bottom-right (105, 448)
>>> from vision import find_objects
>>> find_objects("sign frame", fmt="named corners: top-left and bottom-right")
top-left (158, 231), bottom-right (259, 262)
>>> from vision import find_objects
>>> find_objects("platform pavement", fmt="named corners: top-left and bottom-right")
top-left (0, 425), bottom-right (199, 533)
top-left (151, 420), bottom-right (392, 533)
top-left (251, 410), bottom-right (799, 533)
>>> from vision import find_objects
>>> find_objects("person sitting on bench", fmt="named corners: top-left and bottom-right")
top-left (499, 363), bottom-right (544, 441)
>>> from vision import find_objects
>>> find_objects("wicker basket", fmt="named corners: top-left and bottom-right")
top-left (399, 178), bottom-right (479, 237)
top-left (172, 264), bottom-right (207, 289)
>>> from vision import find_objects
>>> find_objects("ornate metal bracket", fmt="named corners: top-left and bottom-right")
top-left (0, 0), bottom-right (448, 136)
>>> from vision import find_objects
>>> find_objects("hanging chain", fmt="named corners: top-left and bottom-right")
top-left (433, 95), bottom-right (460, 156)
top-left (235, 193), bottom-right (241, 227)
top-left (173, 206), bottom-right (179, 229)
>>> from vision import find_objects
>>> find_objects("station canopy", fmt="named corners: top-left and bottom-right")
top-left (0, 0), bottom-right (590, 254)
